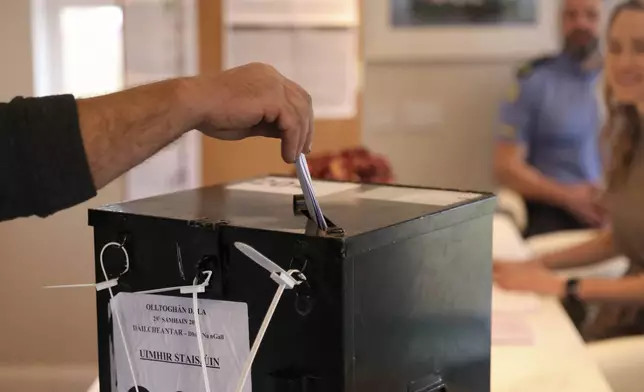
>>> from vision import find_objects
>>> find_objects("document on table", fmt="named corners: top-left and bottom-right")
top-left (492, 312), bottom-right (535, 346)
top-left (226, 27), bottom-right (359, 119)
top-left (491, 286), bottom-right (539, 346)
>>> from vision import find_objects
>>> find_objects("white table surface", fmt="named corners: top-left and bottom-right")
top-left (491, 214), bottom-right (613, 392)
top-left (88, 215), bottom-right (613, 392)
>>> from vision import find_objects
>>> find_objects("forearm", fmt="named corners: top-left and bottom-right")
top-left (576, 275), bottom-right (644, 304)
top-left (77, 77), bottom-right (200, 189)
top-left (495, 162), bottom-right (568, 206)
top-left (537, 229), bottom-right (620, 270)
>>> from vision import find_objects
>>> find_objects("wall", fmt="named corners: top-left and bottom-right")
top-left (363, 59), bottom-right (521, 192)
top-left (0, 0), bottom-right (122, 389)
top-left (198, 0), bottom-right (362, 186)
top-left (362, 1), bottom-right (620, 193)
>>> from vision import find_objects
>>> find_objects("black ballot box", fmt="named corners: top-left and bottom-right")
top-left (89, 176), bottom-right (496, 392)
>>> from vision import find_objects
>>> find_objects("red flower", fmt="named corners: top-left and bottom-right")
top-left (297, 147), bottom-right (394, 184)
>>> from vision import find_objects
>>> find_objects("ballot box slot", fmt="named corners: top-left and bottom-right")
top-left (293, 194), bottom-right (345, 238)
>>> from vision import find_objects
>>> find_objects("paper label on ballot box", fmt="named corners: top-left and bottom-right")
top-left (110, 292), bottom-right (251, 392)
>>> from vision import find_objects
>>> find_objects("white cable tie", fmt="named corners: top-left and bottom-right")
top-left (96, 279), bottom-right (119, 291)
top-left (234, 268), bottom-right (306, 392)
top-left (193, 284), bottom-right (211, 392)
top-left (270, 271), bottom-right (298, 289)
top-left (135, 271), bottom-right (213, 295)
top-left (44, 239), bottom-right (130, 292)
top-left (43, 283), bottom-right (98, 289)
top-left (181, 271), bottom-right (213, 294)
top-left (99, 242), bottom-right (139, 392)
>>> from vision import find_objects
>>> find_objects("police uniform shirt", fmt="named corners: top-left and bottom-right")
top-left (499, 53), bottom-right (603, 185)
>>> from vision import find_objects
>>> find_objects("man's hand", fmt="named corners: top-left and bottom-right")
top-left (78, 62), bottom-right (315, 190)
top-left (560, 183), bottom-right (606, 226)
top-left (185, 63), bottom-right (314, 163)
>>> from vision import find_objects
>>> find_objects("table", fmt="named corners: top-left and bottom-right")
top-left (491, 214), bottom-right (613, 392)
top-left (88, 215), bottom-right (613, 392)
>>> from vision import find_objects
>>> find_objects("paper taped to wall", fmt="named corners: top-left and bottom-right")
top-left (226, 27), bottom-right (359, 119)
top-left (111, 293), bottom-right (251, 392)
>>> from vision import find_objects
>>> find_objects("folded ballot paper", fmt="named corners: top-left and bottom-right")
top-left (294, 154), bottom-right (328, 231)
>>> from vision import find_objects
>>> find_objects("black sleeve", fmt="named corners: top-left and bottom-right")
top-left (0, 94), bottom-right (97, 222)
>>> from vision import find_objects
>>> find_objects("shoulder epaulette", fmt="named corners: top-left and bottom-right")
top-left (516, 55), bottom-right (556, 79)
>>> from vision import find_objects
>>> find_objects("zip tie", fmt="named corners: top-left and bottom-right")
top-left (97, 242), bottom-right (139, 392)
top-left (233, 242), bottom-right (306, 392)
top-left (43, 243), bottom-right (214, 392)
top-left (136, 271), bottom-right (212, 295)
top-left (45, 239), bottom-right (130, 291)
top-left (193, 283), bottom-right (211, 392)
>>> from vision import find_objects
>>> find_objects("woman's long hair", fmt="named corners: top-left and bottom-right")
top-left (603, 0), bottom-right (644, 190)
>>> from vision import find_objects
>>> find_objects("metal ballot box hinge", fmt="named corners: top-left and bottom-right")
top-left (292, 194), bottom-right (345, 238)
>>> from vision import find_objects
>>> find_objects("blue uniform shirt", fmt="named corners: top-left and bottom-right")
top-left (499, 53), bottom-right (603, 185)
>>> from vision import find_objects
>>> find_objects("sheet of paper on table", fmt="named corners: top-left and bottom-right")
top-left (492, 311), bottom-right (535, 346)
top-left (491, 286), bottom-right (539, 346)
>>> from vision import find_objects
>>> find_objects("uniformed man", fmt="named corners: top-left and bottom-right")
top-left (494, 0), bottom-right (607, 237)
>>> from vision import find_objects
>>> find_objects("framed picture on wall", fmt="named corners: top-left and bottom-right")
top-left (364, 0), bottom-right (559, 61)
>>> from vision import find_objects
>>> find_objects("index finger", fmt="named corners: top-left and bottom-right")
top-left (285, 79), bottom-right (314, 154)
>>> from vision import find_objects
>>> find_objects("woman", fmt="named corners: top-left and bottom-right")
top-left (494, 0), bottom-right (644, 342)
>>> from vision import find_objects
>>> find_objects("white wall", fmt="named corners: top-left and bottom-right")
top-left (0, 0), bottom-right (122, 389)
top-left (362, 1), bottom-right (619, 192)
top-left (0, 0), bottom-right (34, 100)
top-left (363, 60), bottom-right (518, 192)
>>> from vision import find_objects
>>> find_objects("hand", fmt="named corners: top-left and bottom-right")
top-left (493, 262), bottom-right (565, 297)
top-left (187, 63), bottom-right (314, 163)
top-left (494, 258), bottom-right (543, 269)
top-left (561, 183), bottom-right (606, 227)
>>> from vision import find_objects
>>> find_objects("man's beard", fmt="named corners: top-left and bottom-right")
top-left (564, 29), bottom-right (599, 61)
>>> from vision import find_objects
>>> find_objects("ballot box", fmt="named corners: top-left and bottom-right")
top-left (89, 176), bottom-right (495, 392)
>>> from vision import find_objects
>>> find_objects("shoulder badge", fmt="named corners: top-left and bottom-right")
top-left (516, 55), bottom-right (556, 79)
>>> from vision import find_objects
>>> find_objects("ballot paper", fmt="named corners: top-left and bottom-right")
top-left (111, 293), bottom-right (251, 392)
top-left (295, 154), bottom-right (327, 230)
